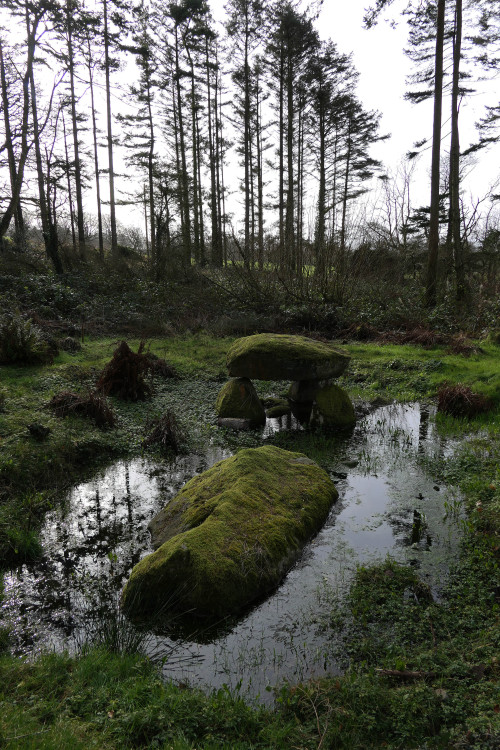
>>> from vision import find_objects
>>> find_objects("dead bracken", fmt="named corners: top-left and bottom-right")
top-left (142, 410), bottom-right (185, 454)
top-left (49, 390), bottom-right (116, 428)
top-left (437, 383), bottom-right (492, 418)
top-left (96, 341), bottom-right (177, 401)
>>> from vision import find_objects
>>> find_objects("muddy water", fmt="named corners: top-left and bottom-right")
top-left (1, 403), bottom-right (463, 703)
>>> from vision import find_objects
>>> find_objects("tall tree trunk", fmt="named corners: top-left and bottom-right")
top-left (339, 117), bottom-right (352, 297)
top-left (145, 75), bottom-right (156, 270)
top-left (243, 20), bottom-right (251, 270)
top-left (0, 30), bottom-right (33, 241)
top-left (62, 112), bottom-right (77, 252)
top-left (174, 26), bottom-right (192, 268)
top-left (278, 39), bottom-right (285, 267)
top-left (27, 16), bottom-right (63, 273)
top-left (285, 54), bottom-right (295, 271)
top-left (66, 2), bottom-right (85, 259)
top-left (0, 42), bottom-right (25, 247)
top-left (256, 74), bottom-right (264, 270)
top-left (195, 111), bottom-right (206, 265)
top-left (449, 0), bottom-right (464, 301)
top-left (315, 104), bottom-right (326, 279)
top-left (425, 0), bottom-right (446, 308)
top-left (187, 49), bottom-right (200, 264)
top-left (206, 38), bottom-right (221, 266)
top-left (104, 0), bottom-right (118, 256)
top-left (87, 44), bottom-right (104, 258)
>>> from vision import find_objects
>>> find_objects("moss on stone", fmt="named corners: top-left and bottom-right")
top-left (227, 334), bottom-right (350, 381)
top-left (215, 377), bottom-right (266, 426)
top-left (121, 446), bottom-right (338, 619)
top-left (265, 398), bottom-right (291, 418)
top-left (312, 384), bottom-right (356, 430)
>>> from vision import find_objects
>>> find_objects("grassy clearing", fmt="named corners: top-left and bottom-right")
top-left (0, 333), bottom-right (499, 747)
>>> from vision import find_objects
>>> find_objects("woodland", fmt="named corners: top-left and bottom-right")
top-left (0, 0), bottom-right (500, 748)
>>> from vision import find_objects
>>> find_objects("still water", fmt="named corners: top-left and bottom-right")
top-left (2, 403), bottom-right (462, 703)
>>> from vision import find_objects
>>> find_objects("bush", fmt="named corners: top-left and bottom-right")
top-left (0, 312), bottom-right (53, 364)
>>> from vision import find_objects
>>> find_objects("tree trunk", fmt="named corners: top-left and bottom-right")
top-left (174, 25), bottom-right (192, 268)
top-left (449, 0), bottom-right (465, 301)
top-left (0, 41), bottom-right (26, 247)
top-left (26, 15), bottom-right (63, 273)
top-left (425, 0), bottom-right (446, 308)
top-left (62, 112), bottom-right (77, 252)
top-left (285, 53), bottom-right (295, 271)
top-left (87, 42), bottom-right (104, 258)
top-left (104, 0), bottom-right (118, 257)
top-left (66, 2), bottom-right (86, 259)
top-left (206, 38), bottom-right (221, 266)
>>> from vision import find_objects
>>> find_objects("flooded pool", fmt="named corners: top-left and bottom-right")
top-left (1, 403), bottom-right (463, 703)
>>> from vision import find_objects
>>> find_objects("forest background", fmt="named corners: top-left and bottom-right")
top-left (0, 0), bottom-right (499, 333)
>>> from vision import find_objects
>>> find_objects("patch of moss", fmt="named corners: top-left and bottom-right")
top-left (215, 378), bottom-right (266, 425)
top-left (266, 399), bottom-right (291, 418)
top-left (227, 334), bottom-right (350, 381)
top-left (312, 384), bottom-right (356, 429)
top-left (122, 446), bottom-right (338, 619)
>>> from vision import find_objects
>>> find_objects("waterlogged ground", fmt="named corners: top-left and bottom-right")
top-left (2, 403), bottom-right (464, 703)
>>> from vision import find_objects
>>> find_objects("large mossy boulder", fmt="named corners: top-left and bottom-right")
top-left (121, 446), bottom-right (338, 619)
top-left (226, 333), bottom-right (350, 381)
top-left (215, 377), bottom-right (266, 426)
top-left (312, 384), bottom-right (356, 430)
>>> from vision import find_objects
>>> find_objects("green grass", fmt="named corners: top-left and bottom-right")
top-left (341, 340), bottom-right (500, 403)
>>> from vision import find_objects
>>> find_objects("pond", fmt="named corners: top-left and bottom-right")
top-left (1, 402), bottom-right (463, 704)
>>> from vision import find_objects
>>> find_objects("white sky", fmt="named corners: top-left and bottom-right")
top-left (204, 0), bottom-right (499, 232)
top-left (9, 0), bottom-right (497, 235)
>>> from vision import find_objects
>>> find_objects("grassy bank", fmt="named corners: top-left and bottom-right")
top-left (0, 333), bottom-right (499, 748)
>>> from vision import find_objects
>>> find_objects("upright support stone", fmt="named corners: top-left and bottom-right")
top-left (311, 384), bottom-right (356, 430)
top-left (215, 377), bottom-right (266, 427)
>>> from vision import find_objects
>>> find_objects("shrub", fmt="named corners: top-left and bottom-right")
top-left (0, 312), bottom-right (53, 364)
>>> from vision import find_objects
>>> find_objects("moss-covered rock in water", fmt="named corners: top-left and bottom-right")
top-left (312, 384), bottom-right (356, 430)
top-left (121, 446), bottom-right (338, 619)
top-left (215, 377), bottom-right (266, 426)
top-left (226, 334), bottom-right (350, 381)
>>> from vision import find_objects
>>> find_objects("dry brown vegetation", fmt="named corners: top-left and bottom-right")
top-left (49, 390), bottom-right (116, 428)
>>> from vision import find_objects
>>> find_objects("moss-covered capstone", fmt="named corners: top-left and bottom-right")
top-left (215, 377), bottom-right (266, 426)
top-left (121, 445), bottom-right (338, 619)
top-left (226, 334), bottom-right (350, 381)
top-left (312, 384), bottom-right (356, 429)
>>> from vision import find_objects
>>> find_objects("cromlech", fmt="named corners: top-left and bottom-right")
top-left (215, 333), bottom-right (356, 430)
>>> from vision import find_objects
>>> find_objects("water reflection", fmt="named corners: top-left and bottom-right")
top-left (1, 403), bottom-right (463, 703)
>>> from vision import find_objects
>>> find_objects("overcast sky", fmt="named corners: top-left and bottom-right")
top-left (205, 0), bottom-right (499, 225)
